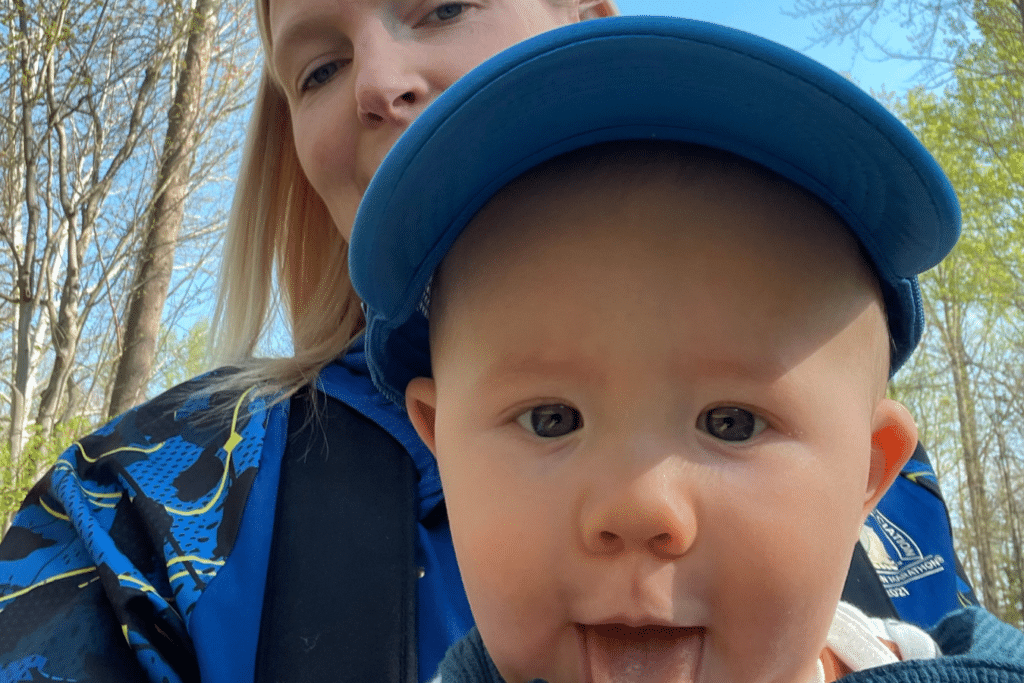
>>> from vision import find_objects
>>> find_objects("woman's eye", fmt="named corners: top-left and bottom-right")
top-left (426, 3), bottom-right (465, 22)
top-left (301, 62), bottom-right (339, 91)
top-left (700, 407), bottom-right (767, 442)
top-left (516, 404), bottom-right (582, 438)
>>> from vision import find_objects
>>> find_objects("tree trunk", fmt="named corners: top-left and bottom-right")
top-left (941, 296), bottom-right (999, 609)
top-left (995, 422), bottom-right (1023, 625)
top-left (35, 63), bottom-right (82, 438)
top-left (9, 4), bottom-right (42, 464)
top-left (108, 0), bottom-right (219, 418)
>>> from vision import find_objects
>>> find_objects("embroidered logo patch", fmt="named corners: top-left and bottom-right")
top-left (861, 509), bottom-right (946, 599)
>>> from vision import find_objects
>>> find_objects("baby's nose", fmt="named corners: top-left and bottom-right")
top-left (579, 464), bottom-right (696, 561)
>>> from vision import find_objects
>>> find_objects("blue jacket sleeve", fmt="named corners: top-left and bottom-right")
top-left (0, 371), bottom-right (272, 683)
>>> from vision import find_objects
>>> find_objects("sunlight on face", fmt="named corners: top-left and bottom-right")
top-left (267, 0), bottom-right (581, 239)
top-left (412, 146), bottom-right (900, 683)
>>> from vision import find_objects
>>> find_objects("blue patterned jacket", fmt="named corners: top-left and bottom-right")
top-left (0, 342), bottom-right (473, 682)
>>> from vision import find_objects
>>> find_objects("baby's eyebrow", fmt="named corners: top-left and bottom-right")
top-left (474, 355), bottom-right (604, 389)
top-left (675, 356), bottom-right (789, 384)
top-left (475, 352), bottom-right (790, 388)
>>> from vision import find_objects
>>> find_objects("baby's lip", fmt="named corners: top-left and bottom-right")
top-left (579, 622), bottom-right (705, 683)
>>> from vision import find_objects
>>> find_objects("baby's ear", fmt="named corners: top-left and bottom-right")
top-left (864, 398), bottom-right (918, 514)
top-left (579, 0), bottom-right (617, 20)
top-left (405, 377), bottom-right (439, 454)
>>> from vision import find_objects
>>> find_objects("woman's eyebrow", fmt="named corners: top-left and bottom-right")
top-left (271, 15), bottom-right (333, 72)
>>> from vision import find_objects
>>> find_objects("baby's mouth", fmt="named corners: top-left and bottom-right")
top-left (579, 623), bottom-right (705, 683)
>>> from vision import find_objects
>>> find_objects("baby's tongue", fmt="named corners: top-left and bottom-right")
top-left (584, 624), bottom-right (703, 683)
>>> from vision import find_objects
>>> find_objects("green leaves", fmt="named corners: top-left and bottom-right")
top-left (796, 0), bottom-right (1024, 626)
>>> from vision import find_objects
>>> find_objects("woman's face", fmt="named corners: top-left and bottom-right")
top-left (269, 0), bottom-right (585, 239)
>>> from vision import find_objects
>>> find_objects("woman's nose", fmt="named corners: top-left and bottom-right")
top-left (353, 23), bottom-right (430, 128)
top-left (579, 463), bottom-right (696, 561)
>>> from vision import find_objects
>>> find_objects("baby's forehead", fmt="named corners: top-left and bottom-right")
top-left (442, 141), bottom-right (873, 288)
top-left (428, 143), bottom-right (892, 398)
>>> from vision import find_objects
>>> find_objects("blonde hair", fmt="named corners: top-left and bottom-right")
top-left (211, 0), bottom-right (363, 394)
top-left (212, 0), bottom-right (617, 395)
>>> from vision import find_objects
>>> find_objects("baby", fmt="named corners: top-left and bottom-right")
top-left (349, 15), bottom-right (1024, 683)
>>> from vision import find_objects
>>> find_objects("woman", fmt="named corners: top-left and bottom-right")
top-left (0, 1), bottom-right (973, 682)
top-left (215, 0), bottom-right (611, 389)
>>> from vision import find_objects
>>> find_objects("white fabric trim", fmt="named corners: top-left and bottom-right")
top-left (884, 619), bottom-right (942, 661)
top-left (828, 602), bottom-right (902, 671)
top-left (811, 602), bottom-right (940, 682)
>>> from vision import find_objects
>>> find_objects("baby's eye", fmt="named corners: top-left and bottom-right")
top-left (516, 404), bottom-right (582, 438)
top-left (700, 407), bottom-right (767, 442)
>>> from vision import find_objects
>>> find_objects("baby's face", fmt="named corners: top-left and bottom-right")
top-left (407, 160), bottom-right (914, 683)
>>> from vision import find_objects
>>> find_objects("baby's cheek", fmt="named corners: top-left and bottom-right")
top-left (455, 494), bottom-right (551, 596)
top-left (456, 527), bottom-right (544, 655)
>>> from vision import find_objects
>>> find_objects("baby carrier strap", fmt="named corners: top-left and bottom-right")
top-left (255, 389), bottom-right (418, 683)
top-left (843, 541), bottom-right (899, 619)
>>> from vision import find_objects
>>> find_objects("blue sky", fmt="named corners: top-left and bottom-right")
top-left (615, 1), bottom-right (923, 95)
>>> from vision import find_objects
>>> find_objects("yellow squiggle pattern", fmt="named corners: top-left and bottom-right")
top-left (167, 555), bottom-right (225, 568)
top-left (52, 459), bottom-right (123, 511)
top-left (163, 387), bottom-right (254, 517)
top-left (118, 573), bottom-right (157, 594)
top-left (169, 567), bottom-right (218, 583)
top-left (39, 498), bottom-right (70, 521)
top-left (0, 566), bottom-right (96, 605)
top-left (905, 471), bottom-right (932, 484)
top-left (75, 442), bottom-right (164, 464)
